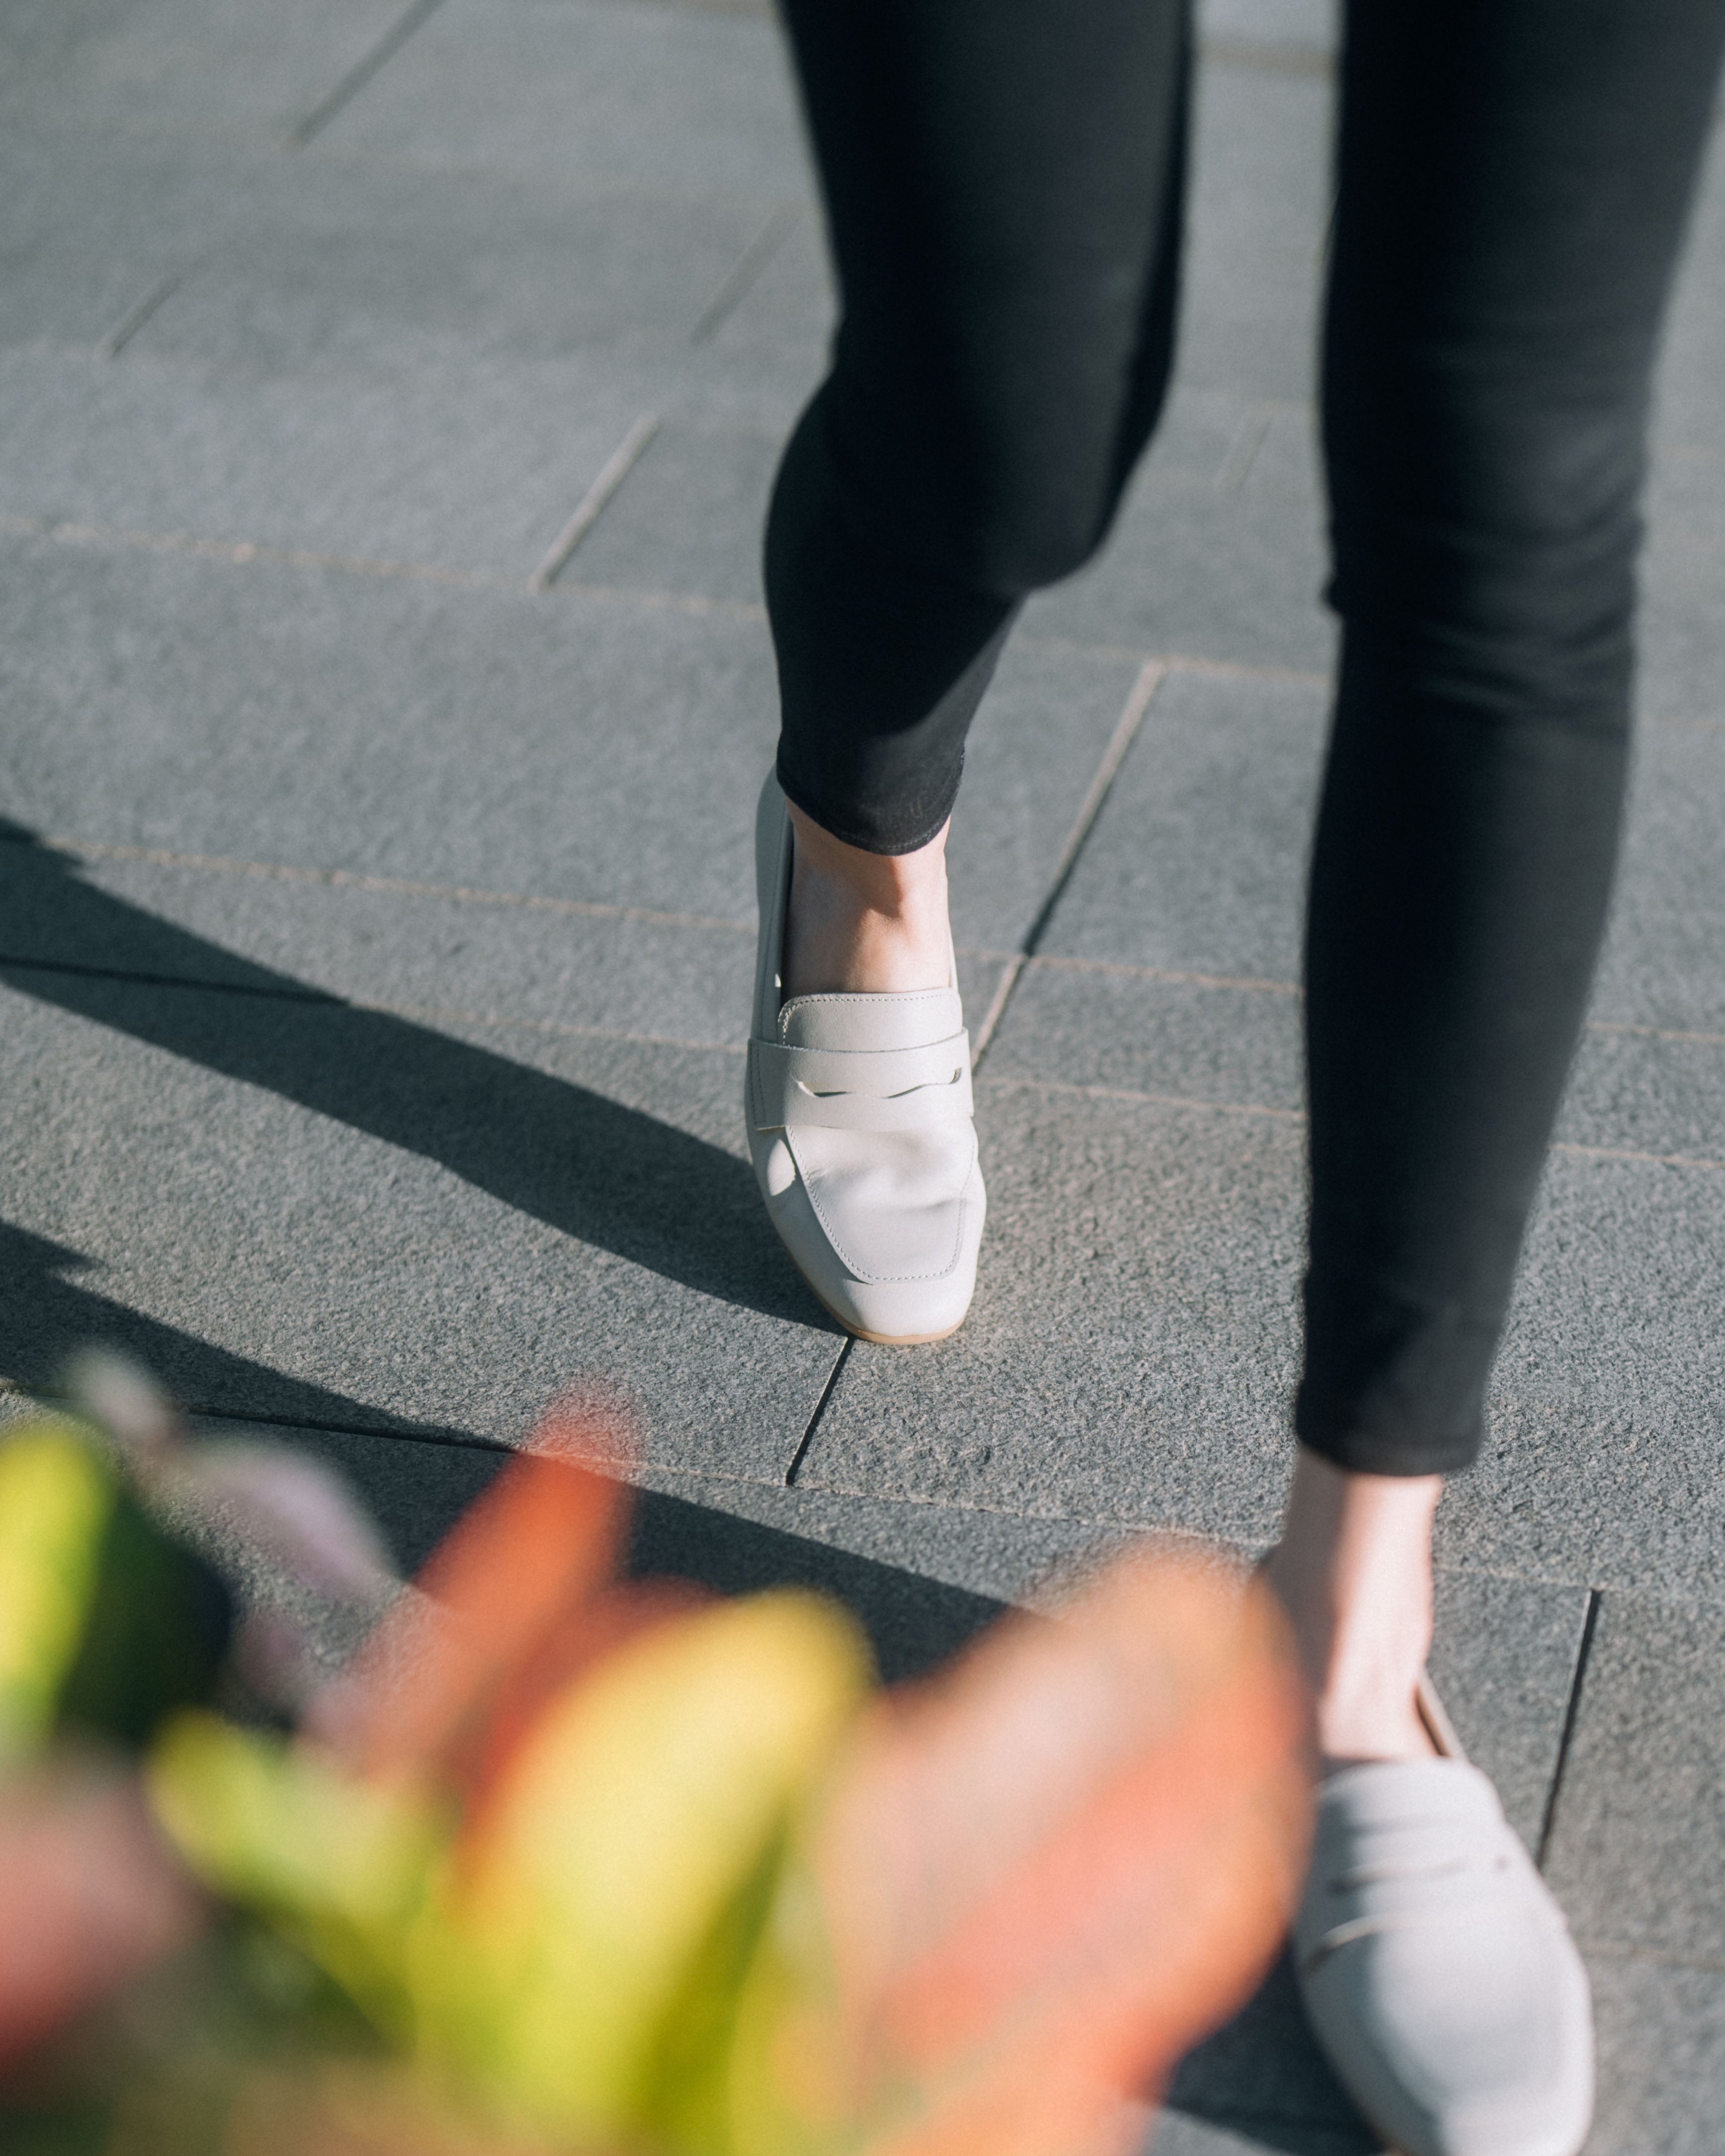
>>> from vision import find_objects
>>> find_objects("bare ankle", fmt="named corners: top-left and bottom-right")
top-left (783, 804), bottom-right (953, 998)
top-left (1264, 1447), bottom-right (1443, 1767)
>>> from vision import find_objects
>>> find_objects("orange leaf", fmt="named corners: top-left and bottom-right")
top-left (789, 1555), bottom-right (1310, 2156)
top-left (307, 1393), bottom-right (634, 1787)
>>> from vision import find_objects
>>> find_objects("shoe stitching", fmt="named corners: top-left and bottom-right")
top-left (1301, 1888), bottom-right (1536, 1976)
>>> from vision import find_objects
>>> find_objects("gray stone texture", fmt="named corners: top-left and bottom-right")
top-left (1027, 664), bottom-right (1325, 982)
top-left (0, 534), bottom-right (779, 908)
top-left (1, 0), bottom-right (1722, 2139)
top-left (0, 0), bottom-right (407, 140)
top-left (1585, 1955), bottom-right (1725, 2156)
top-left (1023, 406), bottom-right (1334, 673)
top-left (0, 975), bottom-right (839, 1470)
top-left (1544, 1593), bottom-right (1725, 1961)
top-left (314, 0), bottom-right (813, 201)
top-left (0, 348), bottom-right (655, 577)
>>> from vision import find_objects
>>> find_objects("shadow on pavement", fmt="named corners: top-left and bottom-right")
top-left (1162, 1945), bottom-right (1378, 2155)
top-left (0, 1214), bottom-right (470, 1439)
top-left (0, 820), bottom-right (827, 1332)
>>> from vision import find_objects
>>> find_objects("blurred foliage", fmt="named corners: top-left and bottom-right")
top-left (0, 1383), bottom-right (1310, 2156)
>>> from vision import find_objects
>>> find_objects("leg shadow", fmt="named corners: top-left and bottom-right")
top-left (0, 822), bottom-right (825, 1330)
top-left (0, 1215), bottom-right (474, 1438)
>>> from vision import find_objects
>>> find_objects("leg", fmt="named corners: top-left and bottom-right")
top-left (767, 0), bottom-right (1191, 984)
top-left (748, 0), bottom-right (1193, 1341)
top-left (1274, 4), bottom-right (1725, 2144)
top-left (1277, 0), bottom-right (1725, 1750)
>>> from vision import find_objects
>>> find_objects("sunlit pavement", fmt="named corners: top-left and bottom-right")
top-left (1, 1), bottom-right (1722, 2146)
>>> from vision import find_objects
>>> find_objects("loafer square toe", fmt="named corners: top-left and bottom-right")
top-left (1295, 1757), bottom-right (1594, 2156)
top-left (744, 774), bottom-right (985, 1344)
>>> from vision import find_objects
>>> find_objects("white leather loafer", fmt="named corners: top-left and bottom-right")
top-left (744, 772), bottom-right (985, 1344)
top-left (1295, 1683), bottom-right (1594, 2156)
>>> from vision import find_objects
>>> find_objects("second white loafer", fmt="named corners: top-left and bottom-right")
top-left (1296, 1751), bottom-right (1595, 2156)
top-left (745, 772), bottom-right (985, 1344)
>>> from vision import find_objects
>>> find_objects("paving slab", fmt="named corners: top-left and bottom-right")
top-left (0, 126), bottom-right (279, 354)
top-left (1639, 451), bottom-right (1725, 730)
top-left (1556, 1024), bottom-right (1725, 1166)
top-left (0, 830), bottom-right (1010, 1073)
top-left (1201, 0), bottom-right (1336, 54)
top-left (1585, 1953), bottom-right (1725, 2156)
top-left (0, 346), bottom-right (656, 578)
top-left (1175, 61), bottom-right (1332, 406)
top-left (0, 0), bottom-right (406, 142)
top-left (1027, 659), bottom-right (1725, 1067)
top-left (315, 0), bottom-right (811, 203)
top-left (705, 201), bottom-right (831, 361)
top-left (0, 531), bottom-right (1138, 987)
top-left (113, 159), bottom-right (769, 373)
top-left (1543, 1591), bottom-right (1725, 1961)
top-left (982, 964), bottom-right (1303, 1115)
top-left (792, 1069), bottom-right (1725, 1603)
top-left (0, 828), bottom-right (757, 1046)
top-left (985, 961), bottom-right (1725, 1185)
top-left (1427, 1568), bottom-right (1591, 1855)
top-left (0, 532), bottom-right (779, 911)
top-left (1149, 2112), bottom-right (1370, 2156)
top-left (0, 972), bottom-right (840, 1467)
top-left (1650, 112), bottom-right (1725, 456)
top-left (564, 417), bottom-right (781, 606)
top-left (1445, 1158), bottom-right (1725, 1603)
top-left (797, 1077), bottom-right (1311, 1544)
top-left (1028, 664), bottom-right (1327, 983)
top-left (1592, 718), bottom-right (1725, 1032)
top-left (1164, 1949), bottom-right (1375, 2156)
top-left (1020, 409), bottom-right (1333, 674)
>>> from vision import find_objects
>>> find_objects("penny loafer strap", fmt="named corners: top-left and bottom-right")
top-left (748, 1034), bottom-right (974, 1133)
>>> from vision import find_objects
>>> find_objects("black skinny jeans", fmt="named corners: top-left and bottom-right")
top-left (764, 0), bottom-right (1725, 1476)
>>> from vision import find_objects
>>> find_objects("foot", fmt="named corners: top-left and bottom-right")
top-left (782, 802), bottom-right (953, 998)
top-left (1262, 1446), bottom-right (1442, 1767)
top-left (745, 776), bottom-right (985, 1345)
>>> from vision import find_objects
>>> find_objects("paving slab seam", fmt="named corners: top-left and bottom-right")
top-left (16, 834), bottom-right (755, 936)
top-left (783, 1335), bottom-right (854, 1486)
top-left (0, 110), bottom-right (806, 228)
top-left (0, 512), bottom-right (511, 593)
top-left (980, 1073), bottom-right (1725, 1170)
top-left (95, 273), bottom-right (185, 361)
top-left (772, 1473), bottom-right (1264, 1550)
top-left (283, 0), bottom-right (451, 149)
top-left (0, 955), bottom-right (752, 1058)
top-left (1536, 1586), bottom-right (1602, 1869)
top-left (1216, 403), bottom-right (1276, 492)
top-left (973, 659), bottom-right (1169, 1060)
top-left (1585, 1018), bottom-right (1725, 1048)
top-left (0, 513), bottom-right (1363, 680)
top-left (529, 411), bottom-right (663, 591)
top-left (689, 201), bottom-right (802, 343)
top-left (1020, 951), bottom-right (1303, 996)
top-left (1016, 632), bottom-right (1331, 688)
top-left (0, 514), bottom-right (770, 621)
top-left (982, 1072), bottom-right (1304, 1122)
top-left (0, 1377), bottom-right (509, 1455)
top-left (554, 574), bottom-right (765, 621)
top-left (1641, 712), bottom-right (1725, 735)
top-left (294, 139), bottom-right (807, 216)
top-left (1575, 1944), bottom-right (1725, 1974)
top-left (0, 1387), bottom-right (1623, 1607)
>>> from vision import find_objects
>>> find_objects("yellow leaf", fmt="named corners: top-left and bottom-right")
top-left (433, 1590), bottom-right (871, 2146)
top-left (146, 1711), bottom-right (451, 2039)
top-left (0, 1426), bottom-right (115, 1762)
